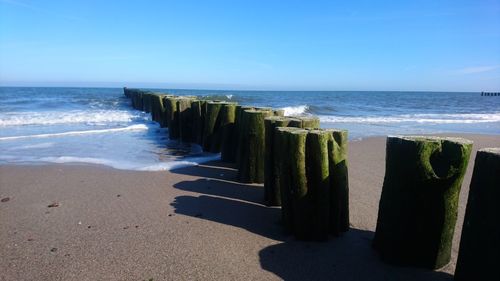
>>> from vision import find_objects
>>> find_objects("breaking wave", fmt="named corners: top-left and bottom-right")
top-left (0, 110), bottom-right (148, 126)
top-left (0, 124), bottom-right (148, 141)
top-left (319, 113), bottom-right (500, 124)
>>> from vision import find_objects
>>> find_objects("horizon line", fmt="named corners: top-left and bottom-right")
top-left (0, 83), bottom-right (491, 93)
top-left (0, 85), bottom-right (485, 94)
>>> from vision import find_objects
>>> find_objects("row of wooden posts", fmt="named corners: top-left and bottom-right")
top-left (123, 88), bottom-right (498, 279)
top-left (124, 87), bottom-right (350, 240)
top-left (480, 91), bottom-right (499, 96)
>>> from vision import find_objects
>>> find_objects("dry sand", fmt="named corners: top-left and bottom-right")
top-left (0, 134), bottom-right (498, 281)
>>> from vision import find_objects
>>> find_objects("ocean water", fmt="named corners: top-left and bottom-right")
top-left (1, 87), bottom-right (499, 171)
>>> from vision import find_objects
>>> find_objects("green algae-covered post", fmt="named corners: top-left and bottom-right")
top-left (129, 90), bottom-right (137, 108)
top-left (149, 93), bottom-right (161, 123)
top-left (164, 96), bottom-right (180, 139)
top-left (455, 148), bottom-right (500, 281)
top-left (287, 118), bottom-right (303, 128)
top-left (274, 109), bottom-right (285, 116)
top-left (274, 126), bottom-right (302, 232)
top-left (298, 130), bottom-right (331, 241)
top-left (177, 98), bottom-right (194, 143)
top-left (190, 100), bottom-right (205, 145)
top-left (299, 116), bottom-right (320, 129)
top-left (275, 117), bottom-right (302, 128)
top-left (234, 105), bottom-right (255, 165)
top-left (202, 101), bottom-right (225, 152)
top-left (151, 93), bottom-right (169, 127)
top-left (264, 116), bottom-right (323, 206)
top-left (274, 127), bottom-right (350, 240)
top-left (326, 129), bottom-right (349, 235)
top-left (142, 92), bottom-right (153, 113)
top-left (159, 94), bottom-right (174, 128)
top-left (237, 109), bottom-right (273, 183)
top-left (263, 116), bottom-right (286, 206)
top-left (220, 103), bottom-right (237, 162)
top-left (123, 87), bottom-right (131, 98)
top-left (132, 91), bottom-right (143, 110)
top-left (287, 129), bottom-right (309, 237)
top-left (373, 136), bottom-right (473, 269)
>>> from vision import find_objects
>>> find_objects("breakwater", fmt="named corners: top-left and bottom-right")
top-left (123, 87), bottom-right (498, 276)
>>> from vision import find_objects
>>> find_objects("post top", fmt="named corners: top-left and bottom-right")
top-left (388, 135), bottom-right (473, 145)
top-left (479, 147), bottom-right (500, 155)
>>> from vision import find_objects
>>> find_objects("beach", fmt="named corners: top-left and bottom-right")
top-left (1, 133), bottom-right (498, 281)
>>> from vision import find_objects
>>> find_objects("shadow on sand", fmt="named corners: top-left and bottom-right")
top-left (170, 161), bottom-right (453, 281)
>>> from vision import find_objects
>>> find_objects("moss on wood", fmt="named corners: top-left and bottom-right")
top-left (220, 103), bottom-right (237, 162)
top-left (237, 109), bottom-right (273, 183)
top-left (164, 97), bottom-right (180, 139)
top-left (373, 136), bottom-right (473, 269)
top-left (190, 100), bottom-right (205, 145)
top-left (326, 129), bottom-right (349, 235)
top-left (177, 98), bottom-right (195, 142)
top-left (274, 127), bottom-right (303, 232)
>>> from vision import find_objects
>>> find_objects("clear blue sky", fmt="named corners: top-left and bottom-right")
top-left (0, 0), bottom-right (499, 91)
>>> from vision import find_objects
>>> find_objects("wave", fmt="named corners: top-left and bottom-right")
top-left (319, 113), bottom-right (500, 124)
top-left (0, 153), bottom-right (221, 171)
top-left (282, 105), bottom-right (309, 116)
top-left (0, 110), bottom-right (147, 126)
top-left (138, 154), bottom-right (221, 171)
top-left (307, 104), bottom-right (338, 115)
top-left (0, 124), bottom-right (148, 141)
top-left (198, 95), bottom-right (234, 102)
top-left (6, 142), bottom-right (55, 150)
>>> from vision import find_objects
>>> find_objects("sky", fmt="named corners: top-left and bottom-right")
top-left (0, 0), bottom-right (499, 91)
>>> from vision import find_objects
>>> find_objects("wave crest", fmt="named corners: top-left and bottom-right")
top-left (0, 124), bottom-right (148, 141)
top-left (319, 113), bottom-right (500, 124)
top-left (0, 110), bottom-right (147, 126)
top-left (282, 105), bottom-right (309, 116)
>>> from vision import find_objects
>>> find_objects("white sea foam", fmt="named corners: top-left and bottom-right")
top-left (138, 154), bottom-right (221, 171)
top-left (0, 110), bottom-right (147, 126)
top-left (0, 124), bottom-right (148, 141)
top-left (319, 113), bottom-right (500, 124)
top-left (6, 142), bottom-right (55, 150)
top-left (282, 105), bottom-right (309, 116)
top-left (33, 154), bottom-right (221, 171)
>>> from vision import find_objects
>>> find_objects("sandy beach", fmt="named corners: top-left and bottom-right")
top-left (1, 134), bottom-right (498, 281)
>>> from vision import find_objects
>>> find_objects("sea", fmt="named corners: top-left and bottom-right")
top-left (1, 87), bottom-right (499, 171)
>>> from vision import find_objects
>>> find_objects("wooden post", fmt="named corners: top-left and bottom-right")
top-left (264, 116), bottom-right (285, 206)
top-left (132, 91), bottom-right (143, 110)
top-left (295, 130), bottom-right (330, 241)
top-left (177, 98), bottom-right (195, 142)
top-left (202, 101), bottom-right (224, 152)
top-left (190, 100), bottom-right (205, 145)
top-left (164, 97), bottom-right (180, 139)
top-left (455, 148), bottom-right (500, 281)
top-left (235, 105), bottom-right (255, 165)
top-left (220, 103), bottom-right (237, 162)
top-left (274, 109), bottom-right (285, 116)
top-left (299, 116), bottom-right (320, 129)
top-left (264, 116), bottom-right (314, 206)
top-left (237, 109), bottom-right (273, 183)
top-left (274, 127), bottom-right (303, 233)
top-left (151, 93), bottom-right (169, 127)
top-left (373, 136), bottom-right (473, 269)
top-left (326, 129), bottom-right (350, 235)
top-left (142, 92), bottom-right (153, 113)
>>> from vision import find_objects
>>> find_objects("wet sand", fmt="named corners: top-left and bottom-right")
top-left (1, 134), bottom-right (498, 280)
